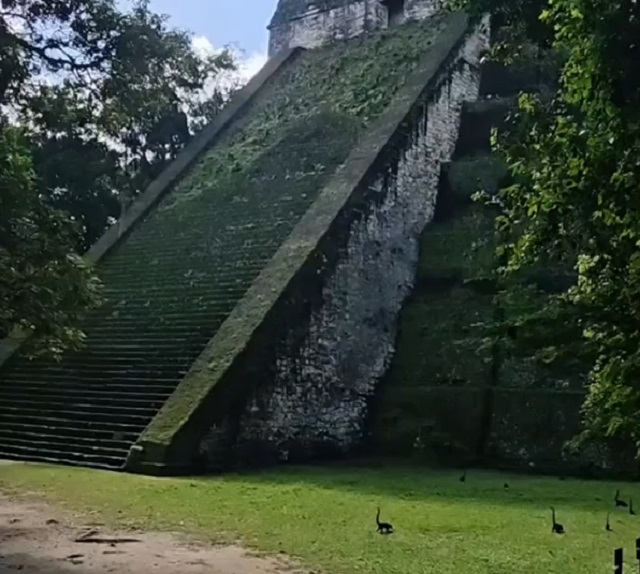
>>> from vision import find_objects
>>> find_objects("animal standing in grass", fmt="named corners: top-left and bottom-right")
top-left (630, 498), bottom-right (636, 515)
top-left (614, 490), bottom-right (628, 507)
top-left (605, 512), bottom-right (612, 531)
top-left (376, 507), bottom-right (393, 534)
top-left (550, 507), bottom-right (565, 534)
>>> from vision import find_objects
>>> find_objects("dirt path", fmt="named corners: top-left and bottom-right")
top-left (0, 492), bottom-right (302, 574)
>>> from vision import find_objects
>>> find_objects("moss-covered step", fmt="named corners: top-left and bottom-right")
top-left (447, 154), bottom-right (509, 201)
top-left (371, 283), bottom-right (495, 458)
top-left (372, 384), bottom-right (486, 459)
top-left (497, 284), bottom-right (588, 391)
top-left (479, 60), bottom-right (559, 98)
top-left (453, 97), bottom-right (518, 158)
top-left (434, 153), bottom-right (508, 224)
top-left (387, 288), bottom-right (494, 388)
top-left (486, 387), bottom-right (586, 471)
top-left (418, 206), bottom-right (497, 282)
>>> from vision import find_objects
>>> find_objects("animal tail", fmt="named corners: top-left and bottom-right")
top-left (376, 507), bottom-right (381, 526)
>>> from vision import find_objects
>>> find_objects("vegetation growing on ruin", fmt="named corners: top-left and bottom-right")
top-left (447, 0), bottom-right (640, 456)
top-left (157, 11), bottom-right (454, 212)
top-left (129, 12), bottom-right (462, 446)
top-left (373, 142), bottom-right (587, 461)
top-left (373, 148), bottom-right (503, 458)
top-left (1, 462), bottom-right (637, 574)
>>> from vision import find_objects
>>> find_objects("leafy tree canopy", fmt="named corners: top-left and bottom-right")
top-left (449, 0), bottom-right (640, 456)
top-left (0, 122), bottom-right (102, 358)
top-left (0, 0), bottom-right (240, 357)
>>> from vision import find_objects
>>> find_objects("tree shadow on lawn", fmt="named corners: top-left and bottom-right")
top-left (180, 459), bottom-right (632, 514)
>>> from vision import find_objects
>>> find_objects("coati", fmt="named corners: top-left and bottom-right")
top-left (550, 507), bottom-right (565, 534)
top-left (376, 507), bottom-right (393, 534)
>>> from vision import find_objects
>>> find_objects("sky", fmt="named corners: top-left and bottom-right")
top-left (144, 0), bottom-right (279, 81)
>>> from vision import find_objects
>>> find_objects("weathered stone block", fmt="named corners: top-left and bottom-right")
top-left (373, 385), bottom-right (485, 458)
top-left (390, 288), bottom-right (494, 388)
top-left (447, 153), bottom-right (509, 201)
top-left (269, 0), bottom-right (450, 55)
top-left (418, 207), bottom-right (497, 281)
top-left (487, 389), bottom-right (584, 470)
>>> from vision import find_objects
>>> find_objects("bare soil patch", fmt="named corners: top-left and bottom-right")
top-left (0, 492), bottom-right (300, 574)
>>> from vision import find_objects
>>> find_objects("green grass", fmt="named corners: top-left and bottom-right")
top-left (0, 462), bottom-right (638, 574)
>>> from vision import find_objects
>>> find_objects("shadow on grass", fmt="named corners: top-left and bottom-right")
top-left (177, 459), bottom-right (631, 513)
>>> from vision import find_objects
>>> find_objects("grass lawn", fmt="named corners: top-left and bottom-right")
top-left (0, 461), bottom-right (638, 574)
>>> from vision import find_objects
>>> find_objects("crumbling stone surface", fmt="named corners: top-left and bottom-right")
top-left (268, 0), bottom-right (445, 56)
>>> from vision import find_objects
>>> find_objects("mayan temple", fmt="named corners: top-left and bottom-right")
top-left (1, 0), bottom-right (609, 477)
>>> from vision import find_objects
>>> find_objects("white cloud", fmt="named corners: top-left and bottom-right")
top-left (192, 35), bottom-right (219, 59)
top-left (191, 35), bottom-right (268, 85)
top-left (5, 15), bottom-right (25, 35)
top-left (238, 51), bottom-right (269, 82)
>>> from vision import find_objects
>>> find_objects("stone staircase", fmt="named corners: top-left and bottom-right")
top-left (0, 123), bottom-right (348, 470)
top-left (0, 13), bottom-right (459, 472)
top-left (0, 108), bottom-right (355, 473)
top-left (0, 325), bottom-right (205, 469)
top-left (0, 242), bottom-right (233, 470)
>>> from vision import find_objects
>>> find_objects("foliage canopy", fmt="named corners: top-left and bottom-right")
top-left (0, 0), bottom-right (239, 357)
top-left (449, 0), bottom-right (640, 456)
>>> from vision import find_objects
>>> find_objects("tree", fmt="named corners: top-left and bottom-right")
top-left (0, 122), bottom-right (103, 358)
top-left (450, 0), bottom-right (640, 457)
top-left (2, 0), bottom-right (237, 250)
top-left (0, 0), bottom-right (239, 356)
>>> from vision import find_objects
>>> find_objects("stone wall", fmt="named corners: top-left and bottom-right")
top-left (269, 1), bottom-right (375, 56)
top-left (199, 21), bottom-right (490, 467)
top-left (406, 0), bottom-right (444, 21)
top-left (370, 72), bottom-right (636, 478)
top-left (268, 0), bottom-right (446, 56)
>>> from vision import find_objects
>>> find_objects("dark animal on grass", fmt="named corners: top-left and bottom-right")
top-left (504, 483), bottom-right (509, 489)
top-left (606, 512), bottom-right (612, 531)
top-left (615, 489), bottom-right (628, 507)
top-left (550, 507), bottom-right (565, 534)
top-left (376, 507), bottom-right (393, 534)
top-left (459, 470), bottom-right (466, 483)
top-left (630, 498), bottom-right (636, 516)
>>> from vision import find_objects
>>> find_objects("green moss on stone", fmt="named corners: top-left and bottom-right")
top-left (373, 43), bottom-right (585, 466)
top-left (488, 388), bottom-right (585, 463)
top-left (448, 154), bottom-right (509, 201)
top-left (131, 13), bottom-right (470, 453)
top-left (498, 286), bottom-right (588, 390)
top-left (418, 207), bottom-right (497, 280)
top-left (373, 384), bottom-right (485, 456)
top-left (95, 15), bottom-right (453, 331)
top-left (376, 151), bottom-right (504, 457)
top-left (389, 288), bottom-right (494, 389)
